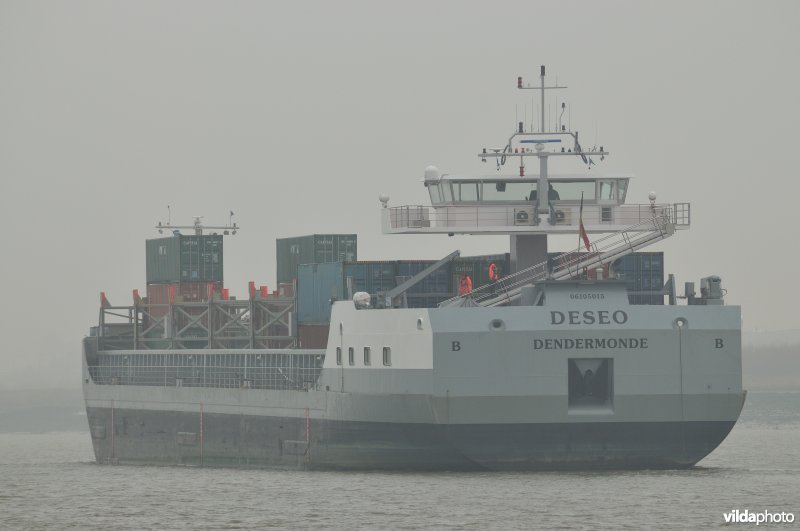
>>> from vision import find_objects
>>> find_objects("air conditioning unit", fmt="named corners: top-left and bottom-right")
top-left (553, 209), bottom-right (572, 225)
top-left (514, 208), bottom-right (532, 225)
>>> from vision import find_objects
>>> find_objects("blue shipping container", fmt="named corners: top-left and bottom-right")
top-left (296, 262), bottom-right (345, 325)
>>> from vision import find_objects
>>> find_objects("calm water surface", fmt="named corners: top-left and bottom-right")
top-left (1, 393), bottom-right (798, 530)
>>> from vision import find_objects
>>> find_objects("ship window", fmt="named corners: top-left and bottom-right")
top-left (382, 346), bottom-right (392, 366)
top-left (481, 182), bottom-right (532, 201)
top-left (458, 183), bottom-right (479, 201)
top-left (428, 184), bottom-right (441, 204)
top-left (441, 182), bottom-right (453, 202)
top-left (618, 180), bottom-right (628, 202)
top-left (568, 358), bottom-right (613, 410)
top-left (550, 181), bottom-right (595, 201)
top-left (364, 347), bottom-right (371, 366)
top-left (348, 347), bottom-right (355, 366)
top-left (598, 180), bottom-right (615, 200)
top-left (336, 347), bottom-right (342, 366)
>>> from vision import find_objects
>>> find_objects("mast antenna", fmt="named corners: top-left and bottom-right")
top-left (517, 65), bottom-right (567, 133)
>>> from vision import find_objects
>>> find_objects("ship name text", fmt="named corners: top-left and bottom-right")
top-left (551, 310), bottom-right (628, 325)
top-left (533, 337), bottom-right (649, 350)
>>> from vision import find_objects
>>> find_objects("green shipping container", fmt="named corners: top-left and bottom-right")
top-left (146, 235), bottom-right (224, 283)
top-left (276, 234), bottom-right (357, 285)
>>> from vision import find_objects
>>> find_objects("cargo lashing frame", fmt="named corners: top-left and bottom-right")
top-left (96, 297), bottom-right (296, 350)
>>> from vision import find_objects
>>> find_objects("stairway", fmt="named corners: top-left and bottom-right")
top-left (440, 205), bottom-right (686, 307)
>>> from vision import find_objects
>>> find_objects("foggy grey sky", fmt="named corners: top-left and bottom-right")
top-left (1, 1), bottom-right (798, 390)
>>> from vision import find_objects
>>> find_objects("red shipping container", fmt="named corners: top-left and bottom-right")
top-left (297, 324), bottom-right (330, 349)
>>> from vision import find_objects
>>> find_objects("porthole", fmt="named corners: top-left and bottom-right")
top-left (489, 319), bottom-right (505, 331)
top-left (673, 317), bottom-right (688, 329)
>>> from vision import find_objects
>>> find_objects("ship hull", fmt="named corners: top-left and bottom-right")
top-left (83, 283), bottom-right (744, 471)
top-left (85, 404), bottom-right (736, 471)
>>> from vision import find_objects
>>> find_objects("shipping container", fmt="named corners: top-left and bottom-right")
top-left (611, 252), bottom-right (665, 305)
top-left (395, 260), bottom-right (453, 307)
top-left (298, 259), bottom-right (459, 323)
top-left (276, 234), bottom-right (357, 285)
top-left (296, 262), bottom-right (346, 324)
top-left (297, 324), bottom-right (330, 349)
top-left (146, 235), bottom-right (223, 284)
top-left (342, 261), bottom-right (397, 296)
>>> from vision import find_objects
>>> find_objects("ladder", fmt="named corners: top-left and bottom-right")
top-left (440, 205), bottom-right (686, 308)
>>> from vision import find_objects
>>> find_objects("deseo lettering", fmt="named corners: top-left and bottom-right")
top-left (551, 310), bottom-right (628, 325)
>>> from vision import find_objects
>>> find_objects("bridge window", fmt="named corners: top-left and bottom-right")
top-left (598, 180), bottom-right (615, 201)
top-left (618, 180), bottom-right (628, 202)
top-left (482, 182), bottom-right (534, 201)
top-left (348, 347), bottom-right (355, 366)
top-left (382, 347), bottom-right (392, 366)
top-left (427, 184), bottom-right (442, 204)
top-left (364, 346), bottom-right (371, 366)
top-left (550, 181), bottom-right (595, 201)
top-left (457, 183), bottom-right (479, 201)
top-left (336, 347), bottom-right (342, 366)
top-left (441, 182), bottom-right (453, 202)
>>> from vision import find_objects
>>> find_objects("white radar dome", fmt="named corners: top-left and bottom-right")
top-left (424, 165), bottom-right (440, 181)
top-left (353, 292), bottom-right (371, 309)
top-left (648, 191), bottom-right (657, 202)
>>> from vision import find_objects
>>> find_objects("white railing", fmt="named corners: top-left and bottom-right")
top-left (386, 203), bottom-right (690, 232)
top-left (88, 351), bottom-right (324, 391)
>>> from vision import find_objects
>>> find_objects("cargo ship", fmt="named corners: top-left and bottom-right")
top-left (82, 67), bottom-right (744, 470)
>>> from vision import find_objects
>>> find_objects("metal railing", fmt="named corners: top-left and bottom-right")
top-left (88, 351), bottom-right (324, 391)
top-left (386, 203), bottom-right (689, 232)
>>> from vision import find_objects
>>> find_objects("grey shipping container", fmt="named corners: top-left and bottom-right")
top-left (276, 234), bottom-right (357, 285)
top-left (146, 235), bottom-right (224, 284)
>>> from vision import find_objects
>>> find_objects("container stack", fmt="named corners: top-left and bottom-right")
top-left (609, 252), bottom-right (665, 304)
top-left (276, 234), bottom-right (357, 285)
top-left (145, 234), bottom-right (225, 308)
top-left (293, 254), bottom-right (510, 348)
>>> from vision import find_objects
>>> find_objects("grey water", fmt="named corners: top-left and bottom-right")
top-left (1, 393), bottom-right (798, 530)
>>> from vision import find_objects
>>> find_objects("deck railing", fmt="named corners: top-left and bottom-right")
top-left (88, 351), bottom-right (324, 391)
top-left (385, 203), bottom-right (690, 232)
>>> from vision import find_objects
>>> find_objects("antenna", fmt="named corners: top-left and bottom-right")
top-left (517, 65), bottom-right (567, 133)
top-left (531, 95), bottom-right (535, 132)
top-left (155, 212), bottom-right (240, 237)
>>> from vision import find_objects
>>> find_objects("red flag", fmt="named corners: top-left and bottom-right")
top-left (579, 193), bottom-right (591, 251)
